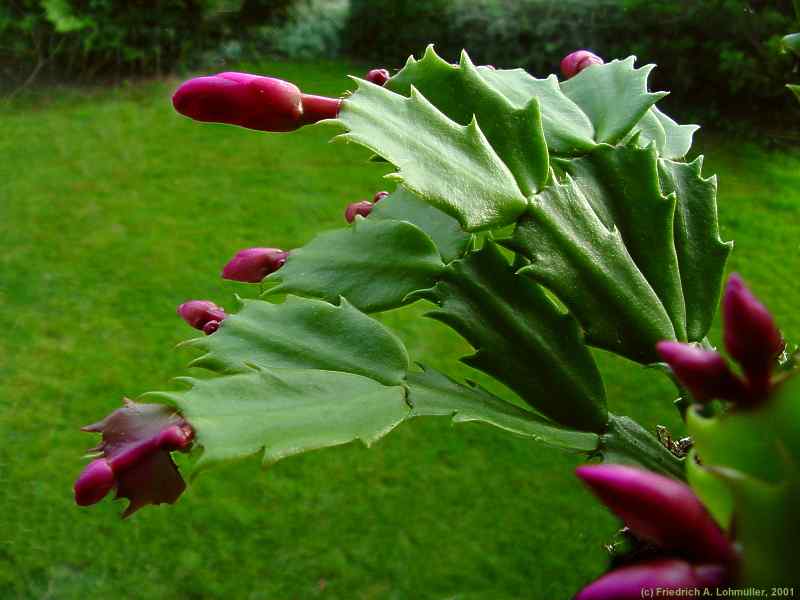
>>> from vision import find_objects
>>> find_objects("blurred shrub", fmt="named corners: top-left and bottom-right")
top-left (344, 0), bottom-right (799, 127)
top-left (246, 0), bottom-right (349, 60)
top-left (0, 0), bottom-right (212, 85)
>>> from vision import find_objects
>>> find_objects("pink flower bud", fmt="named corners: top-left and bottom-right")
top-left (177, 300), bottom-right (226, 331)
top-left (560, 50), bottom-right (604, 79)
top-left (345, 200), bottom-right (374, 223)
top-left (656, 341), bottom-right (747, 403)
top-left (576, 465), bottom-right (735, 565)
top-left (74, 459), bottom-right (115, 506)
top-left (172, 72), bottom-right (340, 132)
top-left (723, 273), bottom-right (783, 393)
top-left (365, 68), bottom-right (390, 86)
top-left (372, 191), bottom-right (389, 203)
top-left (575, 559), bottom-right (727, 600)
top-left (221, 247), bottom-right (288, 283)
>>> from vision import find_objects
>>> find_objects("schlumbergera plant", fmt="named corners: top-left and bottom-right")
top-left (74, 48), bottom-right (800, 594)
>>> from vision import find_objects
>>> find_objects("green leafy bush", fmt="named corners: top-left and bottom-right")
top-left (344, 0), bottom-right (798, 127)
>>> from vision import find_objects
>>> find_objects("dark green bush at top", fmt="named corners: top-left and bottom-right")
top-left (345, 0), bottom-right (799, 128)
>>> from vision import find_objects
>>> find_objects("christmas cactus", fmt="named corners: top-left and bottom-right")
top-left (75, 46), bottom-right (800, 594)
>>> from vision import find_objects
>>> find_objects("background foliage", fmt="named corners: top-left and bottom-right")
top-left (2, 1), bottom-right (798, 127)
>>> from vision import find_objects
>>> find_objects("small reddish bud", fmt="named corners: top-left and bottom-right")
top-left (723, 273), bottom-right (783, 392)
top-left (575, 560), bottom-right (727, 600)
top-left (172, 72), bottom-right (340, 132)
top-left (345, 200), bottom-right (374, 223)
top-left (656, 341), bottom-right (747, 403)
top-left (576, 465), bottom-right (735, 565)
top-left (372, 191), bottom-right (389, 203)
top-left (177, 300), bottom-right (226, 331)
top-left (202, 320), bottom-right (220, 335)
top-left (561, 50), bottom-right (604, 79)
top-left (365, 68), bottom-right (390, 86)
top-left (221, 247), bottom-right (289, 283)
top-left (74, 459), bottom-right (115, 506)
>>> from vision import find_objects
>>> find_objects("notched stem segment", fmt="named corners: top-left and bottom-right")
top-left (419, 241), bottom-right (608, 432)
top-left (598, 414), bottom-right (686, 481)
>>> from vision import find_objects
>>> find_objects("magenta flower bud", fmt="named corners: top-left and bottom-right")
top-left (723, 273), bottom-right (783, 392)
top-left (560, 50), bottom-right (604, 79)
top-left (656, 341), bottom-right (747, 403)
top-left (177, 300), bottom-right (226, 331)
top-left (221, 247), bottom-right (288, 283)
top-left (202, 320), bottom-right (220, 335)
top-left (155, 424), bottom-right (194, 451)
top-left (575, 560), bottom-right (727, 600)
top-left (372, 191), bottom-right (389, 203)
top-left (172, 72), bottom-right (340, 132)
top-left (576, 465), bottom-right (736, 564)
top-left (74, 459), bottom-right (115, 506)
top-left (365, 68), bottom-right (390, 86)
top-left (78, 400), bottom-right (194, 517)
top-left (345, 200), bottom-right (374, 223)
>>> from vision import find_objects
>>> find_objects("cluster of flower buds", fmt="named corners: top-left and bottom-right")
top-left (365, 68), bottom-right (390, 86)
top-left (657, 274), bottom-right (784, 407)
top-left (74, 400), bottom-right (194, 517)
top-left (575, 464), bottom-right (736, 599)
top-left (344, 190), bottom-right (389, 223)
top-left (560, 50), bottom-right (604, 79)
top-left (178, 300), bottom-right (227, 335)
top-left (172, 72), bottom-right (341, 132)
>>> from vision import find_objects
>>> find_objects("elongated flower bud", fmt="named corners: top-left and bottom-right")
top-left (345, 200), bottom-right (374, 223)
top-left (74, 459), bottom-right (115, 506)
top-left (372, 191), bottom-right (389, 203)
top-left (366, 68), bottom-right (390, 86)
top-left (656, 341), bottom-right (747, 403)
top-left (172, 72), bottom-right (340, 132)
top-left (576, 465), bottom-right (735, 564)
top-left (177, 300), bottom-right (226, 331)
top-left (560, 50), bottom-right (604, 79)
top-left (723, 273), bottom-right (783, 393)
top-left (575, 559), bottom-right (727, 600)
top-left (221, 247), bottom-right (288, 283)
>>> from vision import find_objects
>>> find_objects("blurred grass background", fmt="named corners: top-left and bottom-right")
top-left (1, 60), bottom-right (799, 599)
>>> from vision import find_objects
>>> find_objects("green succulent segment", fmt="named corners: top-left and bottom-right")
top-left (265, 218), bottom-right (444, 313)
top-left (658, 157), bottom-right (732, 341)
top-left (686, 449), bottom-right (733, 528)
top-left (336, 77), bottom-right (528, 231)
top-left (560, 57), bottom-right (668, 145)
top-left (564, 144), bottom-right (687, 341)
top-left (183, 296), bottom-right (409, 386)
top-left (418, 241), bottom-right (608, 432)
top-left (386, 47), bottom-right (549, 196)
top-left (369, 187), bottom-right (472, 263)
top-left (598, 415), bottom-right (686, 480)
top-left (629, 106), bottom-right (698, 160)
top-left (157, 367), bottom-right (409, 472)
top-left (687, 375), bottom-right (800, 586)
top-left (407, 365), bottom-right (599, 451)
top-left (511, 175), bottom-right (676, 363)
top-left (475, 68), bottom-right (596, 155)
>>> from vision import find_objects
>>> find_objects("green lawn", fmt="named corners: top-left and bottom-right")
top-left (1, 60), bottom-right (799, 600)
